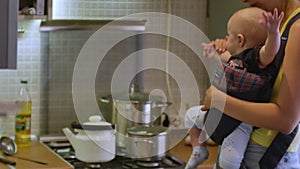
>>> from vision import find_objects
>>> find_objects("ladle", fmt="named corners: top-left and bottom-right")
top-left (0, 136), bottom-right (47, 165)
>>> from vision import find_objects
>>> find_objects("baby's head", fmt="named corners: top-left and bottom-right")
top-left (226, 7), bottom-right (267, 55)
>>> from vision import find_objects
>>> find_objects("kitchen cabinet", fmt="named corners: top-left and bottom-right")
top-left (0, 0), bottom-right (18, 69)
top-left (0, 0), bottom-right (49, 69)
top-left (18, 15), bottom-right (47, 20)
top-left (18, 0), bottom-right (48, 20)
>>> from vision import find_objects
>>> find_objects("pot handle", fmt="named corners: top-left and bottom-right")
top-left (162, 113), bottom-right (170, 127)
top-left (134, 140), bottom-right (154, 145)
top-left (71, 121), bottom-right (116, 130)
top-left (99, 96), bottom-right (111, 103)
top-left (153, 102), bottom-right (172, 108)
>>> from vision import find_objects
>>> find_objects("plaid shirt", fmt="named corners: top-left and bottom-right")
top-left (212, 47), bottom-right (272, 102)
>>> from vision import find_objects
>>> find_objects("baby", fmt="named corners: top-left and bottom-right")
top-left (185, 7), bottom-right (283, 169)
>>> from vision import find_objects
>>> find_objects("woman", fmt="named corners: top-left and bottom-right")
top-left (202, 0), bottom-right (300, 168)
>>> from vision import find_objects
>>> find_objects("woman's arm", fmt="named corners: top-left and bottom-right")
top-left (276, 19), bottom-right (300, 132)
top-left (202, 20), bottom-right (300, 134)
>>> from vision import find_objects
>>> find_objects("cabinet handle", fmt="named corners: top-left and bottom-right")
top-left (18, 26), bottom-right (25, 33)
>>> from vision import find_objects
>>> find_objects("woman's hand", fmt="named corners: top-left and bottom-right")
top-left (201, 86), bottom-right (212, 111)
top-left (201, 85), bottom-right (227, 111)
top-left (201, 85), bottom-right (221, 111)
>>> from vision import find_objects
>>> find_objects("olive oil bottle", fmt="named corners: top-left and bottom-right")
top-left (15, 80), bottom-right (32, 147)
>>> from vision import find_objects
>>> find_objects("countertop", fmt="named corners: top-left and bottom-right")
top-left (0, 141), bottom-right (73, 169)
top-left (0, 136), bottom-right (218, 169)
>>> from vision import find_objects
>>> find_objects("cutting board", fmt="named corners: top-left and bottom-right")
top-left (0, 140), bottom-right (73, 169)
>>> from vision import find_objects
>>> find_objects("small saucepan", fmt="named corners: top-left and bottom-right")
top-left (126, 126), bottom-right (169, 160)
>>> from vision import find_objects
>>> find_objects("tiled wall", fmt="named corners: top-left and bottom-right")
top-left (0, 20), bottom-right (48, 136)
top-left (0, 0), bottom-right (209, 135)
top-left (48, 0), bottom-right (209, 133)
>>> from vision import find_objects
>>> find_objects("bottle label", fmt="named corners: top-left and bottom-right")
top-left (15, 101), bottom-right (31, 134)
top-left (15, 115), bottom-right (31, 134)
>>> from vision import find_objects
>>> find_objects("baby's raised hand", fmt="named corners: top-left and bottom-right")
top-left (261, 8), bottom-right (284, 34)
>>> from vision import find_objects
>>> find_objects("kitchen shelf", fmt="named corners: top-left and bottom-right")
top-left (18, 15), bottom-right (48, 20)
top-left (39, 19), bottom-right (146, 32)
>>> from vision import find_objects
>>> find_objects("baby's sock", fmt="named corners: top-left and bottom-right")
top-left (185, 146), bottom-right (209, 169)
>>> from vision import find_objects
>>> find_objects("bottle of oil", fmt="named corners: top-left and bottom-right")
top-left (15, 80), bottom-right (32, 147)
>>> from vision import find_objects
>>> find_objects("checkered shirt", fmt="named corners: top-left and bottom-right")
top-left (212, 62), bottom-right (270, 94)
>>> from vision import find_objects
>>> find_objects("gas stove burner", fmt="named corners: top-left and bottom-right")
top-left (40, 136), bottom-right (186, 169)
top-left (62, 154), bottom-right (76, 160)
top-left (88, 163), bottom-right (102, 168)
top-left (136, 155), bottom-right (163, 162)
top-left (136, 161), bottom-right (160, 168)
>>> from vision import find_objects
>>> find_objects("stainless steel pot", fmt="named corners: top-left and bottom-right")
top-left (126, 126), bottom-right (168, 159)
top-left (99, 92), bottom-right (171, 125)
top-left (98, 85), bottom-right (171, 155)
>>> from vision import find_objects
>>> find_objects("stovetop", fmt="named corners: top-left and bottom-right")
top-left (65, 154), bottom-right (185, 169)
top-left (40, 135), bottom-right (185, 169)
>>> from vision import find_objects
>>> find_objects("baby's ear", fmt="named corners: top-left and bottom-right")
top-left (237, 33), bottom-right (246, 47)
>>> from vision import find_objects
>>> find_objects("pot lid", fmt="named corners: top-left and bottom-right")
top-left (127, 126), bottom-right (168, 136)
top-left (113, 92), bottom-right (164, 103)
top-left (84, 115), bottom-right (111, 126)
top-left (71, 115), bottom-right (115, 130)
top-left (101, 84), bottom-right (167, 103)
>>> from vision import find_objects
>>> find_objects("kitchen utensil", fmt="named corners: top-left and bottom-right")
top-left (100, 84), bottom-right (171, 125)
top-left (0, 156), bottom-right (16, 166)
top-left (126, 126), bottom-right (169, 159)
top-left (99, 84), bottom-right (171, 153)
top-left (62, 115), bottom-right (116, 163)
top-left (0, 137), bottom-right (17, 156)
top-left (0, 136), bottom-right (47, 165)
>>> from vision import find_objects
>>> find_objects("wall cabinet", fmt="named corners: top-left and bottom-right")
top-left (0, 0), bottom-right (48, 69)
top-left (0, 0), bottom-right (18, 69)
top-left (18, 0), bottom-right (48, 20)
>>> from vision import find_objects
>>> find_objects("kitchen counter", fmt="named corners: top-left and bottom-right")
top-left (0, 136), bottom-right (217, 169)
top-left (0, 141), bottom-right (73, 169)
